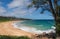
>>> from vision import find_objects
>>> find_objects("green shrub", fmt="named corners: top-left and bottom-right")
top-left (17, 36), bottom-right (31, 39)
top-left (0, 17), bottom-right (11, 22)
top-left (56, 24), bottom-right (60, 36)
top-left (0, 35), bottom-right (31, 39)
top-left (0, 35), bottom-right (11, 39)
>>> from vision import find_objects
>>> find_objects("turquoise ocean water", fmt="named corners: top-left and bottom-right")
top-left (20, 20), bottom-right (55, 30)
top-left (14, 20), bottom-right (55, 34)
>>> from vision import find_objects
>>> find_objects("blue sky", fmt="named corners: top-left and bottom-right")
top-left (0, 0), bottom-right (54, 19)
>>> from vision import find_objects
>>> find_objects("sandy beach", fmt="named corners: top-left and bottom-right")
top-left (0, 20), bottom-right (33, 37)
top-left (0, 20), bottom-right (57, 39)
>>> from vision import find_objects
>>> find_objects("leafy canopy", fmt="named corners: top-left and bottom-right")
top-left (28, 0), bottom-right (60, 14)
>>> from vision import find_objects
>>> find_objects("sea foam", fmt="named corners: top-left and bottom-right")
top-left (12, 21), bottom-right (56, 34)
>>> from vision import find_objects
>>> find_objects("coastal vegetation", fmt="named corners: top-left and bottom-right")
top-left (0, 35), bottom-right (31, 39)
top-left (0, 0), bottom-right (60, 39)
top-left (0, 17), bottom-right (32, 39)
top-left (0, 16), bottom-right (12, 22)
top-left (0, 16), bottom-right (31, 22)
top-left (28, 0), bottom-right (60, 36)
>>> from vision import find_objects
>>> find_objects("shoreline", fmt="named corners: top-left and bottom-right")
top-left (0, 20), bottom-right (56, 38)
top-left (13, 21), bottom-right (56, 34)
top-left (0, 20), bottom-right (33, 37)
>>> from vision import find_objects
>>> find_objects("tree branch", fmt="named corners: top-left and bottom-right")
top-left (48, 0), bottom-right (56, 19)
top-left (54, 0), bottom-right (58, 16)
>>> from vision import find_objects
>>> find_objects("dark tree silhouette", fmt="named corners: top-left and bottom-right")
top-left (28, 0), bottom-right (60, 36)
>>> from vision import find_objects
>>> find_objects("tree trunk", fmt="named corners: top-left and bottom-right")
top-left (48, 0), bottom-right (60, 36)
top-left (48, 0), bottom-right (57, 25)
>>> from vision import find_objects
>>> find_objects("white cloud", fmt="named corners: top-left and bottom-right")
top-left (0, 0), bottom-right (36, 17)
top-left (8, 0), bottom-right (22, 8)
top-left (7, 0), bottom-right (36, 17)
top-left (0, 2), bottom-right (2, 5)
top-left (0, 7), bottom-right (13, 17)
top-left (8, 0), bottom-right (31, 8)
top-left (0, 7), bottom-right (6, 13)
top-left (10, 7), bottom-right (36, 17)
top-left (0, 7), bottom-right (7, 16)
